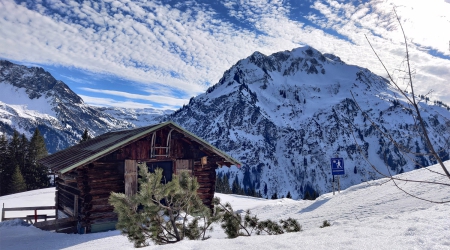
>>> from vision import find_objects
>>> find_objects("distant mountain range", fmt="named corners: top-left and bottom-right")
top-left (1, 47), bottom-right (449, 199)
top-left (0, 60), bottom-right (166, 153)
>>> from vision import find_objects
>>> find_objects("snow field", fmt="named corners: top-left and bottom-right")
top-left (1, 161), bottom-right (449, 249)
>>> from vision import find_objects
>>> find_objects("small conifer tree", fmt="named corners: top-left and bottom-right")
top-left (271, 192), bottom-right (278, 199)
top-left (11, 165), bottom-right (26, 193)
top-left (26, 128), bottom-right (49, 190)
top-left (216, 197), bottom-right (302, 238)
top-left (286, 191), bottom-right (292, 199)
top-left (79, 129), bottom-right (92, 143)
top-left (109, 165), bottom-right (214, 247)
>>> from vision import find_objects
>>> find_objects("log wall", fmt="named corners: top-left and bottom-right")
top-left (56, 171), bottom-right (80, 217)
top-left (193, 162), bottom-right (217, 209)
top-left (75, 162), bottom-right (124, 233)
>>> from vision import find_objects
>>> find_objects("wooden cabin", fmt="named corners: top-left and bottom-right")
top-left (39, 121), bottom-right (240, 233)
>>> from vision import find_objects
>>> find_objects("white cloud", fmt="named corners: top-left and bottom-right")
top-left (0, 0), bottom-right (449, 107)
top-left (306, 0), bottom-right (450, 101)
top-left (80, 87), bottom-right (188, 106)
top-left (79, 94), bottom-right (178, 110)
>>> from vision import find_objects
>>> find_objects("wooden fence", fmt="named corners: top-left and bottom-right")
top-left (1, 190), bottom-right (79, 233)
top-left (1, 204), bottom-right (56, 223)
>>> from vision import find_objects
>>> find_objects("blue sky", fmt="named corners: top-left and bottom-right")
top-left (1, 0), bottom-right (449, 110)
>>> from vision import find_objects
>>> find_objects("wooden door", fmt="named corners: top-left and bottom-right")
top-left (124, 160), bottom-right (137, 197)
top-left (147, 161), bottom-right (173, 184)
top-left (176, 159), bottom-right (193, 175)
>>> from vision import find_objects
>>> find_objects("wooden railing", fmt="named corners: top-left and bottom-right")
top-left (1, 203), bottom-right (57, 223)
top-left (1, 191), bottom-right (79, 233)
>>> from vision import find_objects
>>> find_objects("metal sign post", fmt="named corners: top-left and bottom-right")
top-left (331, 158), bottom-right (345, 195)
top-left (332, 175), bottom-right (335, 195)
top-left (337, 176), bottom-right (340, 193)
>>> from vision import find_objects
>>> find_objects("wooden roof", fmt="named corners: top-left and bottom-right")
top-left (39, 121), bottom-right (241, 174)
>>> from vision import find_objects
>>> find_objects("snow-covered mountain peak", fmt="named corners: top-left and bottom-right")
top-left (167, 46), bottom-right (450, 199)
top-left (0, 60), bottom-right (136, 153)
top-left (201, 46), bottom-right (390, 128)
top-left (0, 60), bottom-right (83, 104)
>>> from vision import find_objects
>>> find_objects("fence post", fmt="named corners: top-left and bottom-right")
top-left (55, 191), bottom-right (59, 220)
top-left (1, 203), bottom-right (4, 222)
top-left (34, 209), bottom-right (37, 223)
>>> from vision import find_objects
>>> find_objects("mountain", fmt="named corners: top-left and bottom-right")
top-left (164, 46), bottom-right (450, 199)
top-left (2, 48), bottom-right (450, 200)
top-left (0, 60), bottom-right (137, 153)
top-left (97, 107), bottom-right (172, 127)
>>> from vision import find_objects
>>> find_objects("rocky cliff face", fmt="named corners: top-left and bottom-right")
top-left (0, 60), bottom-right (134, 153)
top-left (164, 46), bottom-right (450, 199)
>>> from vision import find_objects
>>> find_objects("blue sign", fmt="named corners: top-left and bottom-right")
top-left (331, 158), bottom-right (345, 175)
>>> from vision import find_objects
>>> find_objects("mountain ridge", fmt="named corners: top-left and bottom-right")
top-left (164, 45), bottom-right (450, 199)
top-left (0, 60), bottom-right (136, 153)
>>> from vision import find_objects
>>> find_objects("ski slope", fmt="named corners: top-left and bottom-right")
top-left (1, 161), bottom-right (450, 250)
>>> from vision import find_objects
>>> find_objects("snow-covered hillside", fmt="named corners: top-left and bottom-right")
top-left (165, 46), bottom-right (450, 199)
top-left (1, 161), bottom-right (449, 249)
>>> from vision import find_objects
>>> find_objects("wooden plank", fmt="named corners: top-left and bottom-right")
top-left (63, 206), bottom-right (74, 217)
top-left (88, 211), bottom-right (117, 221)
top-left (57, 226), bottom-right (78, 234)
top-left (57, 182), bottom-right (80, 196)
top-left (55, 191), bottom-right (59, 220)
top-left (125, 160), bottom-right (137, 197)
top-left (34, 217), bottom-right (77, 232)
top-left (2, 215), bottom-right (56, 221)
top-left (176, 159), bottom-right (192, 170)
top-left (2, 206), bottom-right (56, 211)
top-left (58, 192), bottom-right (75, 209)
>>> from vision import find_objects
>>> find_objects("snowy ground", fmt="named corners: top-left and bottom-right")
top-left (1, 162), bottom-right (450, 250)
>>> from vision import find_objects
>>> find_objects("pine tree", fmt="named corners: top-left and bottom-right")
top-left (3, 131), bottom-right (22, 195)
top-left (286, 191), bottom-right (292, 199)
top-left (79, 129), bottom-right (92, 143)
top-left (27, 128), bottom-right (49, 190)
top-left (232, 176), bottom-right (244, 195)
top-left (223, 174), bottom-right (231, 194)
top-left (215, 174), bottom-right (224, 192)
top-left (8, 130), bottom-right (21, 170)
top-left (18, 134), bottom-right (29, 172)
top-left (0, 133), bottom-right (11, 195)
top-left (11, 165), bottom-right (26, 193)
top-left (18, 134), bottom-right (30, 189)
top-left (304, 190), bottom-right (312, 200)
top-left (271, 193), bottom-right (278, 200)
